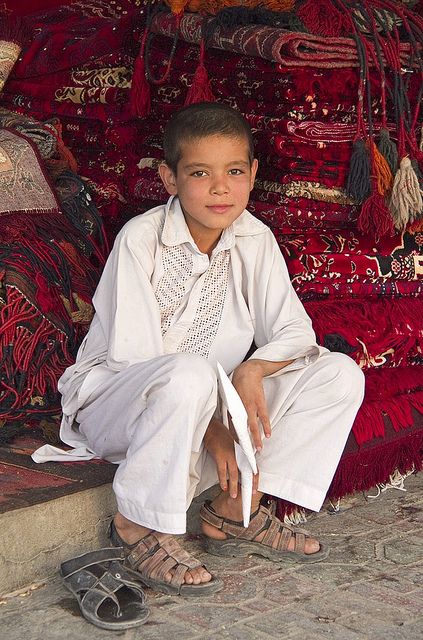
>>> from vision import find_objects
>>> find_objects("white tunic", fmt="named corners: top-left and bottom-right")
top-left (35, 196), bottom-right (365, 532)
top-left (59, 195), bottom-right (323, 448)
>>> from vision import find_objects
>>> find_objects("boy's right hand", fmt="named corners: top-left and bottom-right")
top-left (203, 417), bottom-right (259, 499)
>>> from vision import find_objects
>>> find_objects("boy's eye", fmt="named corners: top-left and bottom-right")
top-left (228, 168), bottom-right (244, 175)
top-left (191, 170), bottom-right (208, 177)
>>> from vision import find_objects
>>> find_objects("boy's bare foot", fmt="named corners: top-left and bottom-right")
top-left (113, 512), bottom-right (212, 585)
top-left (201, 491), bottom-right (321, 556)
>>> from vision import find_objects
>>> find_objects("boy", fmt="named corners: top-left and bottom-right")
top-left (58, 102), bottom-right (364, 596)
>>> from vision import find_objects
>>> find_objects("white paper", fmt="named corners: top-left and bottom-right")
top-left (216, 362), bottom-right (257, 527)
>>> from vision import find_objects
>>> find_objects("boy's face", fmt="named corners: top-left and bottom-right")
top-left (159, 134), bottom-right (258, 251)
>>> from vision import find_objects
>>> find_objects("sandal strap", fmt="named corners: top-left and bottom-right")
top-left (199, 501), bottom-right (262, 538)
top-left (60, 547), bottom-right (125, 578)
top-left (125, 531), bottom-right (204, 588)
top-left (199, 501), bottom-right (268, 539)
top-left (200, 501), bottom-right (312, 553)
top-left (82, 585), bottom-right (121, 617)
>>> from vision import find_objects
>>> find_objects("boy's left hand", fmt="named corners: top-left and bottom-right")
top-left (231, 360), bottom-right (271, 451)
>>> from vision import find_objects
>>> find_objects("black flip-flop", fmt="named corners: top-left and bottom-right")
top-left (60, 547), bottom-right (150, 630)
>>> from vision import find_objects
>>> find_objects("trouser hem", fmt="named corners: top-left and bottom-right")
top-left (115, 494), bottom-right (187, 534)
top-left (258, 471), bottom-right (327, 513)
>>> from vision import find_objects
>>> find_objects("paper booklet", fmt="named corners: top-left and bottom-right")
top-left (216, 362), bottom-right (257, 527)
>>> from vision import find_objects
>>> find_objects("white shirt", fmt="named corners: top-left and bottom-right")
top-left (58, 196), bottom-right (324, 427)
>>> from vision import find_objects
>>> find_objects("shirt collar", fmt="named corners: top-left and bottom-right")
top-left (161, 196), bottom-right (266, 254)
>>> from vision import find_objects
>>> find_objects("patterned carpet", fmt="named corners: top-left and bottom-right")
top-left (0, 431), bottom-right (114, 514)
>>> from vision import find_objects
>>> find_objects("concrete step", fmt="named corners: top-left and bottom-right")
top-left (0, 483), bottom-right (116, 596)
top-left (0, 480), bottom-right (217, 597)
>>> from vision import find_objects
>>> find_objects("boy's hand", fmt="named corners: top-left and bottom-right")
top-left (231, 360), bottom-right (272, 451)
top-left (204, 417), bottom-right (259, 499)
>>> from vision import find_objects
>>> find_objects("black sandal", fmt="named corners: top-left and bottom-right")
top-left (60, 547), bottom-right (150, 630)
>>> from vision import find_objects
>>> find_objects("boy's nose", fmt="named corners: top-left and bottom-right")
top-left (210, 175), bottom-right (229, 195)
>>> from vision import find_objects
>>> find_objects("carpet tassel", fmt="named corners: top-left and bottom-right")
top-left (390, 156), bottom-right (423, 231)
top-left (185, 40), bottom-right (215, 105)
top-left (371, 140), bottom-right (393, 196)
top-left (377, 128), bottom-right (398, 176)
top-left (130, 29), bottom-right (151, 118)
top-left (346, 138), bottom-right (371, 202)
top-left (358, 188), bottom-right (394, 240)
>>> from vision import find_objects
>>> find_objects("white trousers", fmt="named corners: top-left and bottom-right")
top-left (77, 352), bottom-right (364, 534)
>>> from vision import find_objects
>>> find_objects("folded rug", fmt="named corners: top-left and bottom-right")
top-left (150, 10), bottom-right (420, 67)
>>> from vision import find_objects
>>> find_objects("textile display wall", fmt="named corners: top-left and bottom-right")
top-left (0, 0), bottom-right (422, 509)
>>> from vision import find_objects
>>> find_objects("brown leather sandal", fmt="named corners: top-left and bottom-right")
top-left (109, 521), bottom-right (223, 596)
top-left (200, 500), bottom-right (330, 563)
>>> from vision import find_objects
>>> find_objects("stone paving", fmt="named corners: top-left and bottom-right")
top-left (1, 472), bottom-right (422, 640)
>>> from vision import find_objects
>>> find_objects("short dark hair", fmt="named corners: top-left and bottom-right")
top-left (163, 102), bottom-right (254, 174)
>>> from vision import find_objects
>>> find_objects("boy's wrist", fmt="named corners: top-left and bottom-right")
top-left (204, 417), bottom-right (224, 447)
top-left (235, 358), bottom-right (294, 379)
top-left (235, 359), bottom-right (267, 377)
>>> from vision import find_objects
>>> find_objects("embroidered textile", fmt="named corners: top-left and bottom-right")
top-left (0, 107), bottom-right (58, 158)
top-left (278, 229), bottom-right (423, 290)
top-left (0, 128), bottom-right (60, 216)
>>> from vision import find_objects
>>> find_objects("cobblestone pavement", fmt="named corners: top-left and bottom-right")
top-left (1, 472), bottom-right (422, 640)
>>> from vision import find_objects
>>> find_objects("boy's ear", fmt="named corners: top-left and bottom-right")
top-left (249, 158), bottom-right (258, 191)
top-left (159, 162), bottom-right (178, 195)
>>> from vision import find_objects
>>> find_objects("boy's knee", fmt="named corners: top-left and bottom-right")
top-left (319, 352), bottom-right (365, 401)
top-left (168, 353), bottom-right (217, 396)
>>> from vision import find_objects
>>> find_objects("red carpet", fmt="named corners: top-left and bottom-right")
top-left (0, 433), bottom-right (114, 514)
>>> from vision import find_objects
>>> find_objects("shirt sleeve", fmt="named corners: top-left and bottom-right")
top-left (247, 230), bottom-right (325, 367)
top-left (92, 221), bottom-right (164, 370)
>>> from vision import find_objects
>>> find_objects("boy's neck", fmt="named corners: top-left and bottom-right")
top-left (191, 229), bottom-right (223, 257)
top-left (182, 214), bottom-right (224, 257)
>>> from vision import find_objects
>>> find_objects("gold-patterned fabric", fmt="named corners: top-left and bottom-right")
top-left (0, 128), bottom-right (60, 216)
top-left (0, 39), bottom-right (20, 93)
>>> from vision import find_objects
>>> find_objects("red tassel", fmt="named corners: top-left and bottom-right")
top-left (129, 25), bottom-right (151, 119)
top-left (185, 40), bottom-right (215, 106)
top-left (358, 183), bottom-right (394, 241)
top-left (35, 273), bottom-right (55, 314)
top-left (130, 49), bottom-right (151, 118)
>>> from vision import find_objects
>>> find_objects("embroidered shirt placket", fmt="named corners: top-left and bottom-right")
top-left (177, 250), bottom-right (230, 357)
top-left (156, 241), bottom-right (230, 357)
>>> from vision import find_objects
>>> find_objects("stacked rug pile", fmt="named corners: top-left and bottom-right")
top-left (0, 107), bottom-right (107, 441)
top-left (1, 0), bottom-right (422, 508)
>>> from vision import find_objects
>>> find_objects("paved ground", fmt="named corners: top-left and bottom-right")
top-left (1, 472), bottom-right (423, 640)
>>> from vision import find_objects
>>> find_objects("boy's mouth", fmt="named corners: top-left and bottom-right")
top-left (207, 205), bottom-right (232, 214)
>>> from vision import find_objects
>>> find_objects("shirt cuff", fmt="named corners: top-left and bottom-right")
top-left (248, 345), bottom-right (326, 377)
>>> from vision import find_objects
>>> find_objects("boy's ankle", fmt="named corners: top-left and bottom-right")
top-left (114, 512), bottom-right (152, 545)
top-left (210, 490), bottom-right (264, 522)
